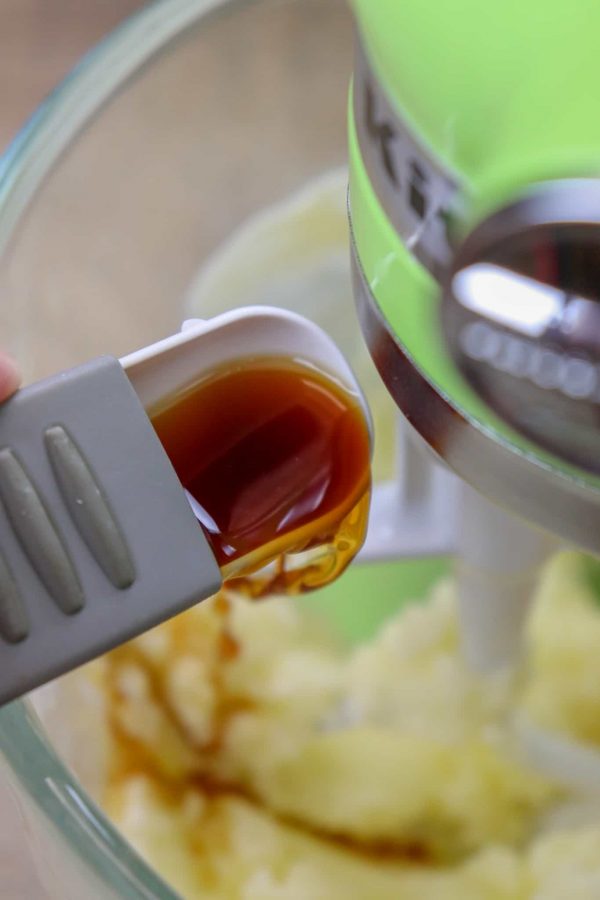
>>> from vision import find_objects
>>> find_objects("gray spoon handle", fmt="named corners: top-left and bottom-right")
top-left (0, 356), bottom-right (221, 706)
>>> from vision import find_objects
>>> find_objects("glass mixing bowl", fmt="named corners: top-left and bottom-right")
top-left (0, 1), bottom-right (448, 895)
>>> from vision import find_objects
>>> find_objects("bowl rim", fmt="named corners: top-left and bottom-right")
top-left (0, 0), bottom-right (236, 259)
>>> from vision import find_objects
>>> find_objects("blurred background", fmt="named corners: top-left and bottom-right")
top-left (0, 1), bottom-right (142, 148)
top-left (0, 4), bottom-right (142, 895)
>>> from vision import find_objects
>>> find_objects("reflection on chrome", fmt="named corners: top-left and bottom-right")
top-left (453, 263), bottom-right (565, 338)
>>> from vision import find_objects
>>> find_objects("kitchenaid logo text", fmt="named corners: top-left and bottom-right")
top-left (354, 43), bottom-right (461, 282)
top-left (364, 81), bottom-right (439, 223)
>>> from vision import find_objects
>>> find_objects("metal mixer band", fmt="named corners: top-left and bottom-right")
top-left (353, 37), bottom-right (462, 281)
top-left (349, 228), bottom-right (600, 556)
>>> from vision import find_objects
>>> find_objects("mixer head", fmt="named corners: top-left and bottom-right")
top-left (348, 0), bottom-right (600, 554)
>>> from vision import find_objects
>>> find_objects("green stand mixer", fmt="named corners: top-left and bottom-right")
top-left (349, 0), bottom-right (600, 780)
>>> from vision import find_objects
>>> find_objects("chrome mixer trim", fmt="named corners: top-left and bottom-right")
top-left (353, 37), bottom-right (462, 281)
top-left (350, 227), bottom-right (600, 555)
top-left (452, 178), bottom-right (600, 257)
top-left (440, 179), bottom-right (600, 475)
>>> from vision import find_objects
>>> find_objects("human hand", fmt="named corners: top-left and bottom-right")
top-left (0, 352), bottom-right (20, 402)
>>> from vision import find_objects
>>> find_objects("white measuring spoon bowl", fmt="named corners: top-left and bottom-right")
top-left (120, 306), bottom-right (372, 435)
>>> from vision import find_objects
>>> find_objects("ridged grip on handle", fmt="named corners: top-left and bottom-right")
top-left (44, 425), bottom-right (135, 589)
top-left (0, 448), bottom-right (84, 615)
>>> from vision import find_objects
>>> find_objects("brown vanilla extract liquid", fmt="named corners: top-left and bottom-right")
top-left (149, 356), bottom-right (371, 598)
